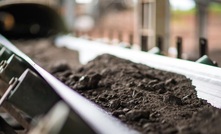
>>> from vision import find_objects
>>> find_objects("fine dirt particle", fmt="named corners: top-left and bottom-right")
top-left (52, 54), bottom-right (221, 134)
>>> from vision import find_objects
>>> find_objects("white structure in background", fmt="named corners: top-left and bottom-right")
top-left (138, 0), bottom-right (170, 53)
top-left (138, 0), bottom-right (155, 51)
top-left (76, 0), bottom-right (93, 4)
top-left (63, 0), bottom-right (95, 31)
top-left (74, 15), bottom-right (94, 32)
top-left (170, 0), bottom-right (195, 10)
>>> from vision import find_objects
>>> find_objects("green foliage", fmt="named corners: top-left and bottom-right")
top-left (171, 8), bottom-right (195, 22)
top-left (209, 3), bottom-right (221, 13)
top-left (171, 3), bottom-right (221, 15)
top-left (171, 8), bottom-right (195, 16)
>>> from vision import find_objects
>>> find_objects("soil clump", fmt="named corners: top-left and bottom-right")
top-left (53, 54), bottom-right (221, 134)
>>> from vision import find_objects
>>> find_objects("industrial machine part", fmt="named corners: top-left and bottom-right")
top-left (55, 35), bottom-right (221, 108)
top-left (0, 101), bottom-right (30, 131)
top-left (7, 69), bottom-right (60, 117)
top-left (196, 38), bottom-right (218, 66)
top-left (0, 54), bottom-right (31, 83)
top-left (0, 46), bottom-right (13, 61)
top-left (139, 0), bottom-right (155, 51)
top-left (0, 33), bottom-right (220, 133)
top-left (0, 116), bottom-right (17, 134)
top-left (138, 0), bottom-right (170, 53)
top-left (0, 34), bottom-right (139, 134)
top-left (29, 101), bottom-right (96, 134)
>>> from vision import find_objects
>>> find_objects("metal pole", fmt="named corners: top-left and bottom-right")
top-left (176, 37), bottom-right (182, 59)
top-left (141, 35), bottom-right (148, 51)
top-left (157, 36), bottom-right (163, 52)
top-left (64, 0), bottom-right (75, 30)
top-left (139, 0), bottom-right (156, 51)
top-left (199, 38), bottom-right (208, 57)
top-left (195, 0), bottom-right (210, 57)
top-left (155, 0), bottom-right (170, 54)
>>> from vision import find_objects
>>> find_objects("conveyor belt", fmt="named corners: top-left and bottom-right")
top-left (55, 35), bottom-right (221, 108)
top-left (0, 34), bottom-right (139, 134)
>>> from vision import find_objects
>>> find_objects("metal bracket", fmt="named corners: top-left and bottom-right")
top-left (0, 54), bottom-right (30, 83)
top-left (0, 47), bottom-right (12, 61)
top-left (0, 77), bottom-right (30, 131)
top-left (7, 69), bottom-right (60, 117)
top-left (0, 116), bottom-right (17, 134)
top-left (29, 101), bottom-right (95, 134)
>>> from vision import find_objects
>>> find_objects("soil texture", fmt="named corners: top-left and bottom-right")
top-left (53, 54), bottom-right (221, 134)
top-left (10, 39), bottom-right (221, 134)
top-left (12, 38), bottom-right (81, 71)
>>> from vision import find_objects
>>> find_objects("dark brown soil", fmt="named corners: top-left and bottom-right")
top-left (12, 38), bottom-right (81, 71)
top-left (10, 39), bottom-right (221, 133)
top-left (52, 54), bottom-right (221, 134)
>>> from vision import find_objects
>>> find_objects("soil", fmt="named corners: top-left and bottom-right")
top-left (12, 38), bottom-right (81, 72)
top-left (9, 39), bottom-right (221, 134)
top-left (52, 54), bottom-right (221, 134)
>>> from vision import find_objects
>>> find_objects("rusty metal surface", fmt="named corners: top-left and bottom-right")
top-left (55, 35), bottom-right (221, 109)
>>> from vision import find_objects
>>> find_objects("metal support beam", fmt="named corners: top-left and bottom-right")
top-left (195, 0), bottom-right (210, 38)
top-left (64, 0), bottom-right (75, 30)
top-left (195, 0), bottom-right (210, 57)
top-left (138, 0), bottom-right (156, 51)
top-left (155, 0), bottom-right (170, 54)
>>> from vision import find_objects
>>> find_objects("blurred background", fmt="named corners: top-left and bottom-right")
top-left (58, 0), bottom-right (221, 64)
top-left (0, 1), bottom-right (220, 133)
top-left (0, 0), bottom-right (221, 64)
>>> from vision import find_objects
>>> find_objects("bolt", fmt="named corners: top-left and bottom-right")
top-left (9, 77), bottom-right (18, 85)
top-left (0, 60), bottom-right (7, 70)
top-left (0, 60), bottom-right (5, 66)
top-left (2, 62), bottom-right (7, 69)
top-left (0, 61), bottom-right (3, 66)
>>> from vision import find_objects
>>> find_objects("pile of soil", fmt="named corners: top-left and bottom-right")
top-left (52, 54), bottom-right (221, 134)
top-left (11, 39), bottom-right (221, 133)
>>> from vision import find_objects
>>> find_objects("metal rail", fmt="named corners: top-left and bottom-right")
top-left (0, 34), bottom-right (139, 134)
top-left (55, 35), bottom-right (221, 108)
